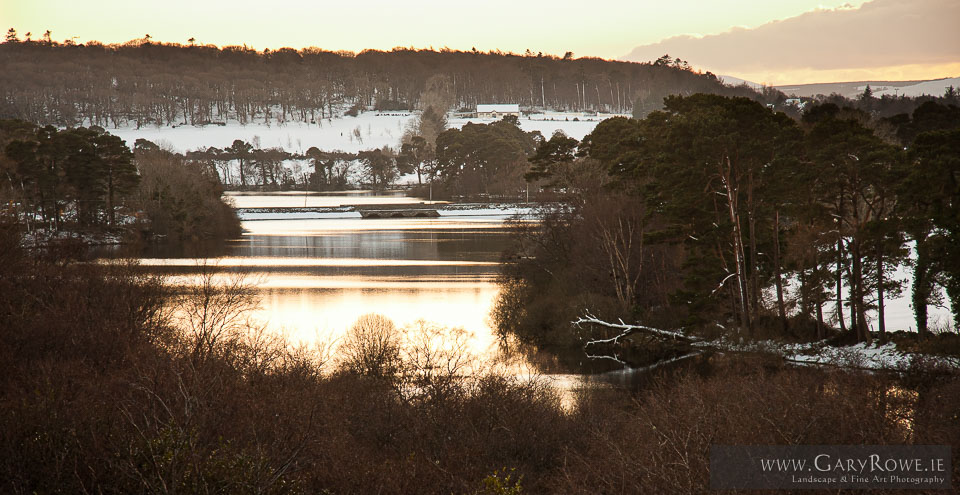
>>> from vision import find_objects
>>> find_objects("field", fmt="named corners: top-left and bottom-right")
top-left (107, 110), bottom-right (621, 155)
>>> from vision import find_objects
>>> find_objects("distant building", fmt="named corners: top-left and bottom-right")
top-left (476, 104), bottom-right (520, 119)
top-left (785, 98), bottom-right (807, 110)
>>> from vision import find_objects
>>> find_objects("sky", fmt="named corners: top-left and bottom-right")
top-left (622, 0), bottom-right (960, 85)
top-left (2, 0), bottom-right (956, 85)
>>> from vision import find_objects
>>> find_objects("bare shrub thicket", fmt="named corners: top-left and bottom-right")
top-left (171, 263), bottom-right (264, 363)
top-left (2, 225), bottom-right (958, 493)
top-left (554, 357), bottom-right (960, 493)
top-left (494, 193), bottom-right (684, 355)
top-left (401, 319), bottom-right (475, 403)
top-left (337, 314), bottom-right (479, 404)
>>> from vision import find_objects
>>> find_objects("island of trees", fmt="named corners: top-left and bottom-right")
top-left (0, 120), bottom-right (240, 243)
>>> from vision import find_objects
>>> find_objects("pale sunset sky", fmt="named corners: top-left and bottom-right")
top-left (2, 0), bottom-right (957, 85)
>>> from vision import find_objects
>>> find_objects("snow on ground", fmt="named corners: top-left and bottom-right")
top-left (109, 113), bottom-right (417, 154)
top-left (780, 341), bottom-right (960, 372)
top-left (236, 205), bottom-right (537, 221)
top-left (20, 229), bottom-right (124, 247)
top-left (581, 316), bottom-right (960, 371)
top-left (812, 246), bottom-right (954, 334)
top-left (867, 77), bottom-right (960, 98)
top-left (107, 111), bottom-right (616, 154)
top-left (437, 207), bottom-right (535, 217)
top-left (238, 211), bottom-right (361, 220)
top-left (466, 111), bottom-right (630, 141)
top-left (696, 337), bottom-right (960, 372)
top-left (719, 75), bottom-right (764, 90)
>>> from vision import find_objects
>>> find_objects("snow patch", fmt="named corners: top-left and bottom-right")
top-left (869, 77), bottom-right (960, 98)
top-left (107, 111), bottom-right (614, 154)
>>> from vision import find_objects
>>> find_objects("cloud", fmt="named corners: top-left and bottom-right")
top-left (621, 0), bottom-right (959, 81)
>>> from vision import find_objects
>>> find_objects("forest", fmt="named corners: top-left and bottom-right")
top-left (0, 119), bottom-right (240, 242)
top-left (495, 97), bottom-right (960, 362)
top-left (0, 32), bottom-right (770, 127)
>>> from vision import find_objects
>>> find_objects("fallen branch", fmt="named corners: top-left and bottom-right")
top-left (573, 313), bottom-right (960, 373)
top-left (573, 313), bottom-right (693, 346)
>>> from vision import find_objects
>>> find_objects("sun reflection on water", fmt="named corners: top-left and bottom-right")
top-left (134, 194), bottom-right (592, 405)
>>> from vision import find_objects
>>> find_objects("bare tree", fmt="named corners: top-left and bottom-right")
top-left (173, 262), bottom-right (259, 363)
top-left (338, 313), bottom-right (403, 378)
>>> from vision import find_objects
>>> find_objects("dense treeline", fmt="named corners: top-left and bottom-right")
top-left (0, 33), bottom-right (770, 127)
top-left (1, 224), bottom-right (957, 493)
top-left (812, 84), bottom-right (960, 120)
top-left (496, 98), bottom-right (960, 352)
top-left (133, 140), bottom-right (242, 242)
top-left (0, 120), bottom-right (240, 241)
top-left (182, 141), bottom-right (419, 191)
top-left (0, 120), bottom-right (138, 231)
top-left (434, 116), bottom-right (542, 197)
top-left (178, 116), bottom-right (546, 198)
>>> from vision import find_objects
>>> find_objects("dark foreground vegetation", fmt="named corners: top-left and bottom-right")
top-left (496, 97), bottom-right (960, 359)
top-left (1, 224), bottom-right (958, 494)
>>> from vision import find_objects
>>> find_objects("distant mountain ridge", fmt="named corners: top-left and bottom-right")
top-left (717, 75), bottom-right (764, 90)
top-left (774, 77), bottom-right (959, 99)
top-left (717, 75), bottom-right (959, 99)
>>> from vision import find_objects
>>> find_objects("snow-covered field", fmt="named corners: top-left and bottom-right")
top-left (109, 113), bottom-right (416, 154)
top-left (719, 75), bottom-right (765, 90)
top-left (869, 77), bottom-right (960, 98)
top-left (107, 111), bottom-right (619, 154)
top-left (774, 76), bottom-right (960, 99)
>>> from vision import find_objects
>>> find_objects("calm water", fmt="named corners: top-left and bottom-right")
top-left (118, 192), bottom-right (751, 398)
top-left (138, 192), bottom-right (517, 356)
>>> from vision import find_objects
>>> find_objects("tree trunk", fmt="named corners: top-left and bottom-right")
top-left (836, 237), bottom-right (847, 332)
top-left (239, 159), bottom-right (246, 188)
top-left (107, 167), bottom-right (115, 226)
top-left (773, 209), bottom-right (787, 331)
top-left (748, 172), bottom-right (759, 325)
top-left (876, 240), bottom-right (886, 340)
top-left (721, 157), bottom-right (752, 335)
top-left (913, 236), bottom-right (930, 336)
top-left (813, 248), bottom-right (824, 339)
top-left (850, 236), bottom-right (871, 343)
top-left (799, 268), bottom-right (808, 320)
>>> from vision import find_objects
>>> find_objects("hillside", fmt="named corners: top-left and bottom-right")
top-left (106, 110), bottom-right (616, 155)
top-left (0, 40), bottom-right (768, 127)
top-left (776, 76), bottom-right (959, 98)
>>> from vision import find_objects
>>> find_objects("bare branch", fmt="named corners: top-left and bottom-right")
top-left (574, 313), bottom-right (693, 344)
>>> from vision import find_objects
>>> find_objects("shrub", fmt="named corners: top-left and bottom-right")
top-left (338, 313), bottom-right (403, 378)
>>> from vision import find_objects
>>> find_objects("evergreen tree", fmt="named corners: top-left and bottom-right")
top-left (225, 140), bottom-right (253, 188)
top-left (910, 129), bottom-right (960, 330)
top-left (806, 111), bottom-right (901, 342)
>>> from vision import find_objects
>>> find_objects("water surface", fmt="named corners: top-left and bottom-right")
top-left (141, 193), bottom-right (516, 357)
